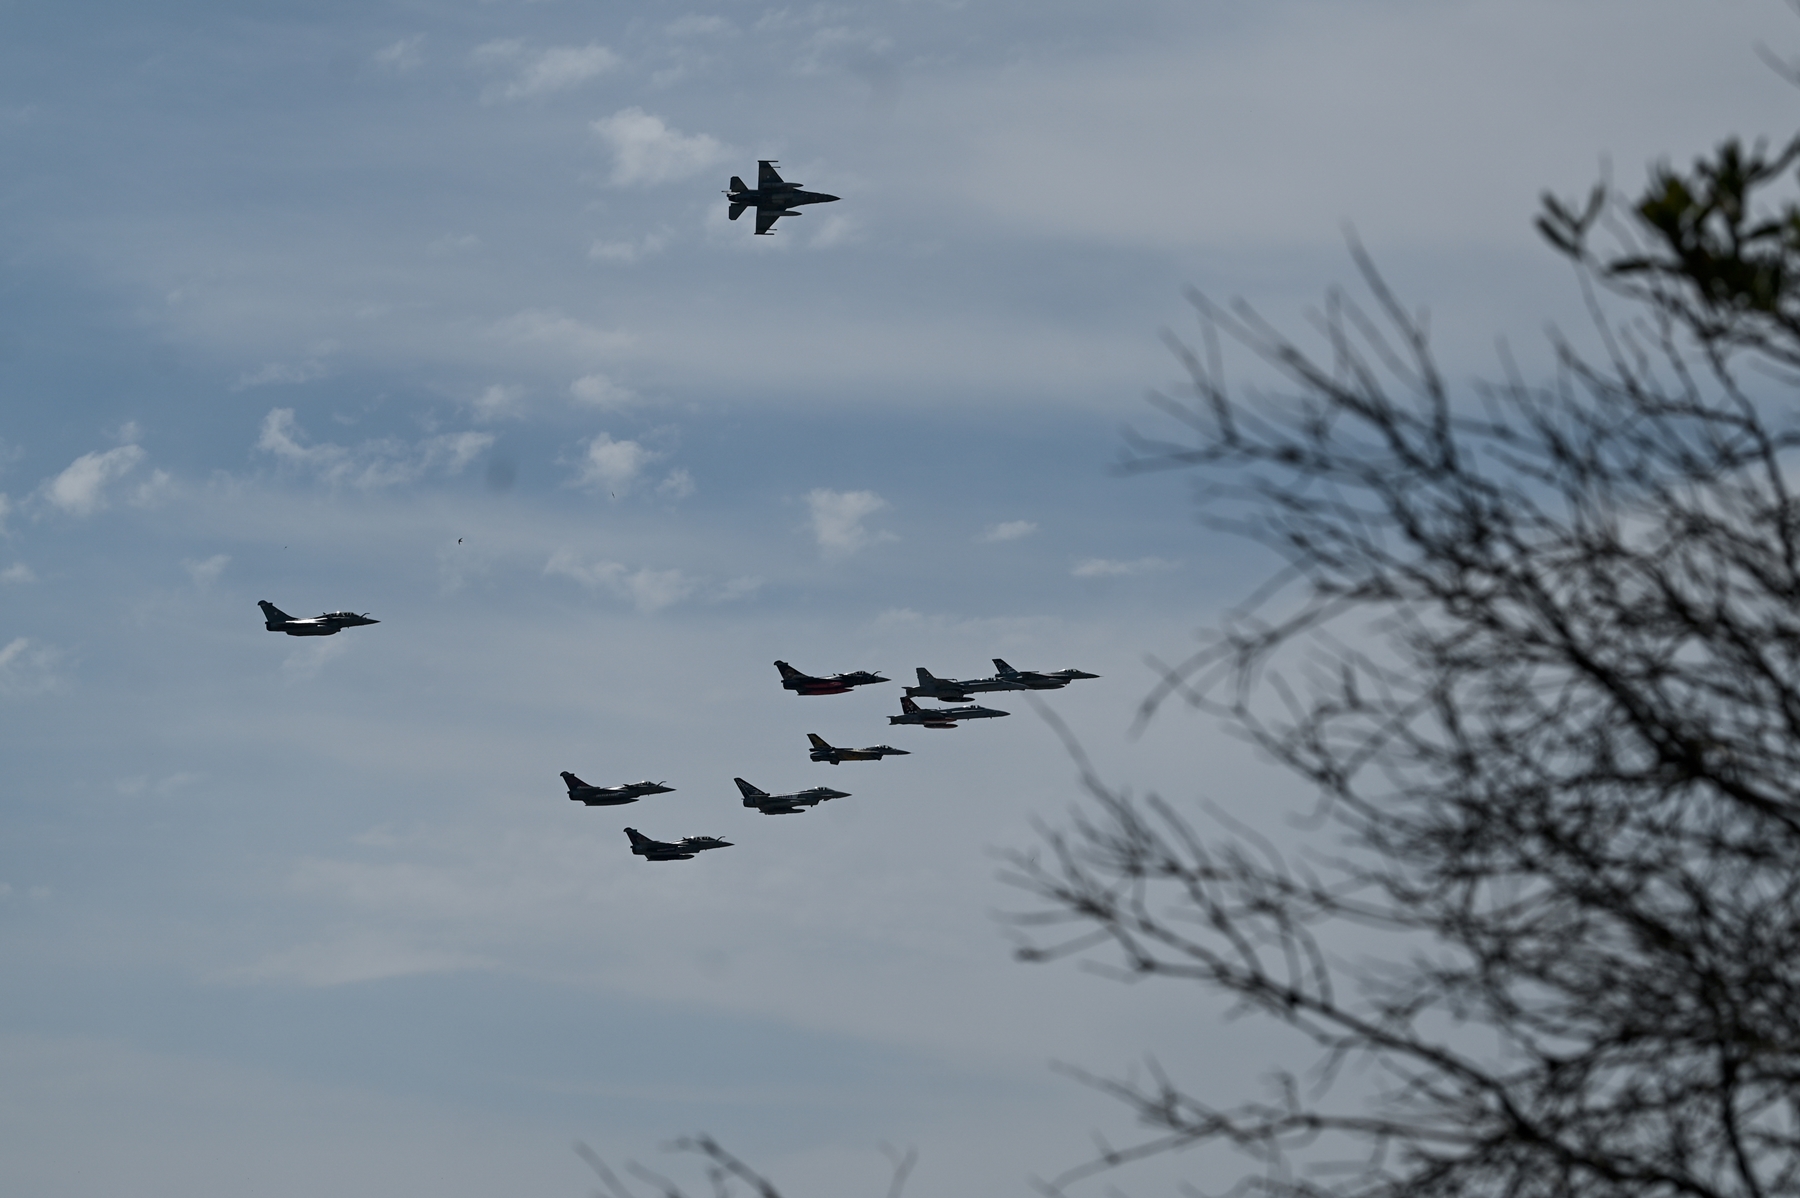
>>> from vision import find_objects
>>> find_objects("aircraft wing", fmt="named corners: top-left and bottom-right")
top-left (754, 207), bottom-right (784, 235)
top-left (757, 160), bottom-right (786, 188)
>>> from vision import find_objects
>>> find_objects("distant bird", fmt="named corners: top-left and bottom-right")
top-left (458, 538), bottom-right (462, 544)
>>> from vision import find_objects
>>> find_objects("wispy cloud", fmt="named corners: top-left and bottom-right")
top-left (592, 108), bottom-right (727, 186)
top-left (589, 230), bottom-right (669, 263)
top-left (981, 520), bottom-right (1037, 543)
top-left (657, 468), bottom-right (695, 500)
top-left (807, 488), bottom-right (893, 555)
top-left (544, 551), bottom-right (696, 613)
top-left (255, 409), bottom-right (492, 489)
top-left (42, 444), bottom-right (146, 516)
top-left (490, 309), bottom-right (633, 364)
top-left (1, 563), bottom-right (36, 584)
top-left (182, 554), bottom-right (230, 589)
top-left (1071, 556), bottom-right (1179, 577)
top-left (478, 41), bottom-right (620, 100)
top-left (372, 35), bottom-right (424, 72)
top-left (0, 637), bottom-right (67, 697)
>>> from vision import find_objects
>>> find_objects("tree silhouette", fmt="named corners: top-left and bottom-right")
top-left (1003, 139), bottom-right (1800, 1196)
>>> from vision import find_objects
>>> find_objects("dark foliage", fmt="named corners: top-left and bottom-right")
top-left (1004, 142), bottom-right (1800, 1196)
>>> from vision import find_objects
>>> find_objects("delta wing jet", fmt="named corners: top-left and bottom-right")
top-left (562, 773), bottom-right (675, 806)
top-left (725, 160), bottom-right (839, 235)
top-left (259, 600), bottom-right (379, 637)
top-left (807, 733), bottom-right (910, 765)
top-left (889, 696), bottom-right (1009, 729)
top-left (775, 660), bottom-right (888, 696)
top-left (625, 827), bottom-right (732, 861)
top-left (734, 777), bottom-right (850, 815)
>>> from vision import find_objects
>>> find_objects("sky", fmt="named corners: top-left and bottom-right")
top-left (2, 1), bottom-right (1797, 1195)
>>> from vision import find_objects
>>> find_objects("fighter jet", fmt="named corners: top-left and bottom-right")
top-left (725, 161), bottom-right (839, 235)
top-left (734, 777), bottom-right (850, 815)
top-left (775, 660), bottom-right (888, 696)
top-left (258, 600), bottom-right (379, 637)
top-left (889, 696), bottom-right (1009, 729)
top-left (904, 660), bottom-right (1100, 701)
top-left (990, 658), bottom-right (1101, 689)
top-left (806, 733), bottom-right (910, 765)
top-left (624, 827), bottom-right (732, 861)
top-left (562, 773), bottom-right (674, 806)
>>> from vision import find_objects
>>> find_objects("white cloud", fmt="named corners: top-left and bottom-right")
top-left (373, 35), bottom-right (424, 72)
top-left (982, 520), bottom-right (1037, 543)
top-left (129, 469), bottom-right (174, 508)
top-left (472, 384), bottom-right (524, 420)
top-left (543, 551), bottom-right (696, 613)
top-left (183, 554), bottom-right (230, 589)
top-left (43, 444), bottom-right (146, 516)
top-left (0, 493), bottom-right (10, 535)
top-left (1, 563), bottom-right (37, 585)
top-left (0, 637), bottom-right (67, 697)
top-left (572, 433), bottom-right (658, 494)
top-left (807, 488), bottom-right (893, 555)
top-left (255, 410), bottom-right (493, 489)
top-left (1071, 556), bottom-right (1179, 577)
top-left (656, 468), bottom-right (695, 500)
top-left (591, 108), bottom-right (727, 186)
top-left (568, 373), bottom-right (635, 408)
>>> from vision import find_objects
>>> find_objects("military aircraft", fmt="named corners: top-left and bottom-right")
top-left (624, 827), bottom-right (732, 861)
top-left (775, 660), bottom-right (888, 696)
top-left (889, 696), bottom-right (1009, 729)
top-left (725, 161), bottom-right (839, 235)
top-left (561, 773), bottom-right (674, 806)
top-left (806, 733), bottom-right (910, 765)
top-left (734, 777), bottom-right (850, 814)
top-left (258, 600), bottom-right (379, 637)
top-left (904, 660), bottom-right (1100, 702)
top-left (991, 658), bottom-right (1101, 689)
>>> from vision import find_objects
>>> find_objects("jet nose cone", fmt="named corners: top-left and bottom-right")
top-left (818, 194), bottom-right (840, 203)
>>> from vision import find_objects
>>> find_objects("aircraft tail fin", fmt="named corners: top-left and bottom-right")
top-left (734, 777), bottom-right (767, 799)
top-left (624, 827), bottom-right (650, 846)
top-left (728, 202), bottom-right (745, 220)
top-left (993, 658), bottom-right (1016, 673)
top-left (807, 734), bottom-right (832, 750)
top-left (901, 697), bottom-right (921, 713)
top-left (258, 600), bottom-right (293, 624)
top-left (774, 661), bottom-right (804, 680)
top-left (916, 667), bottom-right (938, 682)
top-left (561, 771), bottom-right (587, 793)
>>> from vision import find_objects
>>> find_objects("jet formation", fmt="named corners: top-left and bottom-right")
top-left (806, 733), bottom-right (909, 765)
top-left (562, 773), bottom-right (675, 806)
top-left (725, 161), bottom-right (839, 235)
top-left (625, 827), bottom-right (733, 861)
top-left (775, 660), bottom-right (889, 696)
top-left (735, 777), bottom-right (851, 815)
top-left (889, 696), bottom-right (1009, 729)
top-left (259, 601), bottom-right (379, 637)
top-left (906, 659), bottom-right (1101, 703)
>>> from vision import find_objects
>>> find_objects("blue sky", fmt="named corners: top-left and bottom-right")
top-left (2, 1), bottom-right (1796, 1194)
